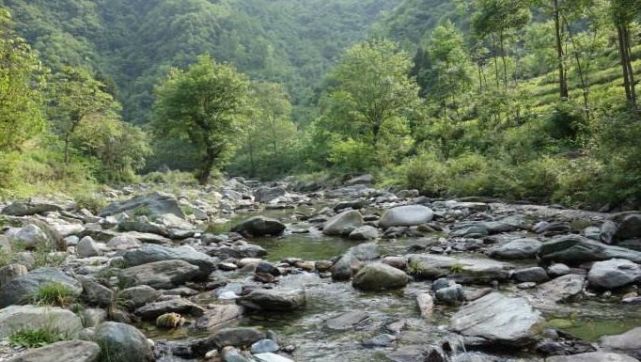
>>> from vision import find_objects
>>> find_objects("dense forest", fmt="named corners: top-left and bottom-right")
top-left (1, 0), bottom-right (640, 210)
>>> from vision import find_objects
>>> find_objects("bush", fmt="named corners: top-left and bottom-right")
top-left (9, 328), bottom-right (64, 348)
top-left (328, 138), bottom-right (376, 172)
top-left (74, 192), bottom-right (107, 214)
top-left (31, 282), bottom-right (76, 306)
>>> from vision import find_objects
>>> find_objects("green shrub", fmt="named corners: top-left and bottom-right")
top-left (74, 192), bottom-right (107, 214)
top-left (31, 282), bottom-right (76, 306)
top-left (9, 328), bottom-right (64, 348)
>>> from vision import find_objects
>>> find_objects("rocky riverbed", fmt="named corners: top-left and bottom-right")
top-left (2, 176), bottom-right (641, 362)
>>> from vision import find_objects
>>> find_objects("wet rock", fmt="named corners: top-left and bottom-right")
top-left (600, 327), bottom-right (641, 359)
top-left (231, 217), bottom-right (286, 237)
top-left (119, 260), bottom-right (201, 289)
top-left (435, 284), bottom-right (465, 305)
top-left (512, 267), bottom-right (549, 283)
top-left (0, 263), bottom-right (28, 287)
top-left (118, 285), bottom-right (161, 310)
top-left (588, 259), bottom-right (641, 289)
top-left (379, 205), bottom-right (434, 228)
top-left (77, 236), bottom-right (101, 258)
top-left (408, 254), bottom-right (513, 283)
top-left (0, 305), bottom-right (83, 338)
top-left (212, 327), bottom-right (266, 348)
top-left (0, 267), bottom-right (82, 307)
top-left (7, 340), bottom-right (100, 362)
top-left (94, 322), bottom-right (154, 362)
top-left (194, 304), bottom-right (242, 332)
top-left (539, 235), bottom-right (641, 264)
top-left (326, 311), bottom-right (369, 330)
top-left (334, 199), bottom-right (368, 212)
top-left (546, 352), bottom-right (639, 362)
top-left (532, 274), bottom-right (585, 304)
top-left (254, 353), bottom-right (294, 362)
top-left (548, 263), bottom-right (572, 277)
top-left (99, 191), bottom-right (184, 219)
top-left (251, 339), bottom-right (279, 354)
top-left (450, 292), bottom-right (544, 346)
top-left (322, 210), bottom-right (364, 236)
top-left (615, 214), bottom-right (641, 241)
top-left (255, 261), bottom-right (280, 276)
top-left (382, 256), bottom-right (407, 270)
top-left (221, 346), bottom-right (251, 361)
top-left (352, 263), bottom-right (409, 291)
top-left (362, 334), bottom-right (396, 348)
top-left (416, 293), bottom-right (434, 317)
top-left (123, 244), bottom-right (217, 277)
top-left (450, 223), bottom-right (489, 238)
top-left (331, 242), bottom-right (379, 280)
top-left (135, 298), bottom-right (205, 319)
top-left (348, 225), bottom-right (379, 240)
top-left (239, 288), bottom-right (305, 311)
top-left (489, 238), bottom-right (542, 259)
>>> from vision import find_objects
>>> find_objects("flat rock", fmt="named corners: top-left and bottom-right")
top-left (119, 260), bottom-right (201, 289)
top-left (7, 340), bottom-right (100, 362)
top-left (530, 274), bottom-right (585, 306)
top-left (489, 238), bottom-right (542, 259)
top-left (2, 201), bottom-right (62, 216)
top-left (195, 304), bottom-right (243, 331)
top-left (99, 191), bottom-right (185, 219)
top-left (600, 327), bottom-right (641, 359)
top-left (546, 352), bottom-right (639, 362)
top-left (326, 311), bottom-right (369, 330)
top-left (0, 305), bottom-right (83, 339)
top-left (0, 267), bottom-right (82, 308)
top-left (322, 210), bottom-right (364, 236)
top-left (134, 298), bottom-right (205, 320)
top-left (539, 235), bottom-right (641, 264)
top-left (407, 254), bottom-right (513, 283)
top-left (123, 244), bottom-right (217, 276)
top-left (352, 263), bottom-right (409, 291)
top-left (239, 288), bottom-right (305, 312)
top-left (212, 327), bottom-right (266, 348)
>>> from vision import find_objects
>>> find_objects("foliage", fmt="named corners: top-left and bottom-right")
top-left (31, 282), bottom-right (76, 306)
top-left (9, 328), bottom-right (64, 348)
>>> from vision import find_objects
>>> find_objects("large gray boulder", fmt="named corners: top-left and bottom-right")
top-left (94, 322), bottom-right (154, 362)
top-left (8, 340), bottom-right (100, 362)
top-left (122, 244), bottom-right (217, 276)
top-left (615, 214), bottom-right (641, 241)
top-left (489, 238), bottom-right (542, 259)
top-left (322, 210), bottom-right (364, 236)
top-left (450, 292), bottom-right (543, 346)
top-left (0, 305), bottom-right (83, 339)
top-left (99, 192), bottom-right (184, 219)
top-left (588, 259), bottom-right (641, 289)
top-left (231, 217), bottom-right (286, 237)
top-left (600, 327), bottom-right (641, 359)
top-left (6, 224), bottom-right (50, 250)
top-left (195, 304), bottom-right (244, 332)
top-left (2, 200), bottom-right (62, 216)
top-left (211, 327), bottom-right (266, 348)
top-left (407, 254), bottom-right (513, 283)
top-left (530, 274), bottom-right (585, 305)
top-left (331, 242), bottom-right (379, 280)
top-left (0, 267), bottom-right (82, 307)
top-left (352, 263), bottom-right (408, 291)
top-left (119, 260), bottom-right (201, 289)
top-left (539, 235), bottom-right (641, 264)
top-left (239, 288), bottom-right (305, 312)
top-left (379, 205), bottom-right (434, 228)
top-left (546, 352), bottom-right (639, 362)
top-left (118, 285), bottom-right (161, 310)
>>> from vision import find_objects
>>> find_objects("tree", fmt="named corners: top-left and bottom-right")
top-left (0, 8), bottom-right (45, 152)
top-left (47, 66), bottom-right (117, 165)
top-left (152, 55), bottom-right (250, 184)
top-left (318, 39), bottom-right (422, 168)
top-left (610, 0), bottom-right (640, 109)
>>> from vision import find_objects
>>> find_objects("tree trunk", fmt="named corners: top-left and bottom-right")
top-left (499, 31), bottom-right (508, 88)
top-left (554, 0), bottom-right (569, 99)
top-left (198, 145), bottom-right (219, 185)
top-left (564, 16), bottom-right (591, 120)
top-left (623, 25), bottom-right (637, 108)
top-left (617, 25), bottom-right (634, 106)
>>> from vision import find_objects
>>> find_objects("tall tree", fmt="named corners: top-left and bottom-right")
top-left (152, 55), bottom-right (250, 185)
top-left (610, 0), bottom-right (640, 109)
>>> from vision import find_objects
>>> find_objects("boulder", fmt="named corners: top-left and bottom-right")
top-left (0, 305), bottom-right (83, 339)
top-left (239, 288), bottom-right (305, 312)
top-left (331, 242), bottom-right (379, 280)
top-left (99, 192), bottom-right (184, 219)
top-left (435, 284), bottom-right (465, 305)
top-left (212, 327), bottom-right (266, 348)
top-left (251, 339), bottom-right (279, 354)
top-left (106, 235), bottom-right (141, 250)
top-left (379, 205), bottom-right (434, 228)
top-left (231, 217), bottom-right (286, 237)
top-left (122, 244), bottom-right (217, 276)
top-left (348, 225), bottom-right (379, 240)
top-left (7, 224), bottom-right (50, 249)
top-left (407, 254), bottom-right (513, 283)
top-left (254, 187), bottom-right (287, 203)
top-left (600, 327), bottom-right (641, 359)
top-left (352, 263), bottom-right (409, 291)
top-left (489, 238), bottom-right (542, 260)
top-left (0, 263), bottom-right (28, 287)
top-left (615, 214), bottom-right (641, 241)
top-left (80, 278), bottom-right (113, 306)
top-left (512, 267), bottom-right (549, 283)
top-left (450, 292), bottom-right (544, 346)
top-left (416, 293), bottom-right (434, 317)
top-left (119, 260), bottom-right (201, 289)
top-left (7, 340), bottom-right (100, 362)
top-left (539, 235), bottom-right (641, 264)
top-left (322, 210), bottom-right (364, 236)
top-left (77, 236), bottom-right (101, 258)
top-left (588, 259), bottom-right (641, 289)
top-left (531, 274), bottom-right (585, 304)
top-left (0, 267), bottom-right (82, 307)
top-left (2, 201), bottom-right (62, 216)
top-left (194, 304), bottom-right (243, 331)
top-left (546, 352), bottom-right (639, 362)
top-left (135, 298), bottom-right (205, 320)
top-left (94, 322), bottom-right (154, 362)
top-left (118, 285), bottom-right (161, 310)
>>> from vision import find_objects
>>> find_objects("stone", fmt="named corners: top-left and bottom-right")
top-left (99, 191), bottom-right (185, 219)
top-left (254, 353), bottom-right (294, 362)
top-left (239, 288), bottom-right (305, 312)
top-left (0, 267), bottom-right (82, 307)
top-left (7, 340), bottom-right (100, 362)
top-left (408, 254), bottom-right (513, 283)
top-left (345, 174), bottom-right (374, 186)
top-left (546, 352), bottom-right (639, 362)
top-left (231, 216), bottom-right (286, 237)
top-left (322, 210), bottom-right (364, 236)
top-left (118, 285), bottom-right (161, 310)
top-left (123, 244), bottom-right (217, 276)
top-left (539, 235), bottom-right (641, 264)
top-left (512, 267), bottom-right (549, 283)
top-left (600, 327), bottom-right (641, 359)
top-left (221, 346), bottom-right (251, 362)
top-left (416, 293), bottom-right (434, 317)
top-left (80, 278), bottom-right (113, 306)
top-left (348, 225), bottom-right (379, 240)
top-left (450, 223), bottom-right (489, 238)
top-left (588, 259), bottom-right (641, 289)
top-left (251, 339), bottom-right (279, 354)
top-left (362, 334), bottom-right (396, 348)
top-left (352, 262), bottom-right (409, 291)
top-left (531, 274), bottom-right (585, 304)
top-left (2, 201), bottom-right (62, 216)
top-left (435, 284), bottom-right (465, 305)
top-left (547, 263), bottom-right (571, 277)
top-left (331, 242), bottom-right (379, 280)
top-left (8, 224), bottom-right (50, 249)
top-left (326, 311), bottom-right (369, 330)
top-left (212, 327), bottom-right (266, 348)
top-left (379, 205), bottom-right (434, 228)
top-left (615, 214), bottom-right (641, 241)
top-left (94, 322), bottom-right (154, 362)
top-left (117, 220), bottom-right (168, 237)
top-left (0, 263), bottom-right (28, 287)
top-left (77, 236), bottom-right (101, 258)
top-left (254, 186), bottom-right (287, 203)
top-left (119, 260), bottom-right (201, 289)
top-left (106, 235), bottom-right (141, 250)
top-left (601, 221), bottom-right (618, 244)
top-left (0, 305), bottom-right (83, 339)
top-left (135, 298), bottom-right (205, 320)
top-left (489, 238), bottom-right (542, 259)
top-left (80, 308), bottom-right (107, 327)
top-left (194, 304), bottom-right (243, 332)
top-left (450, 292), bottom-right (544, 346)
